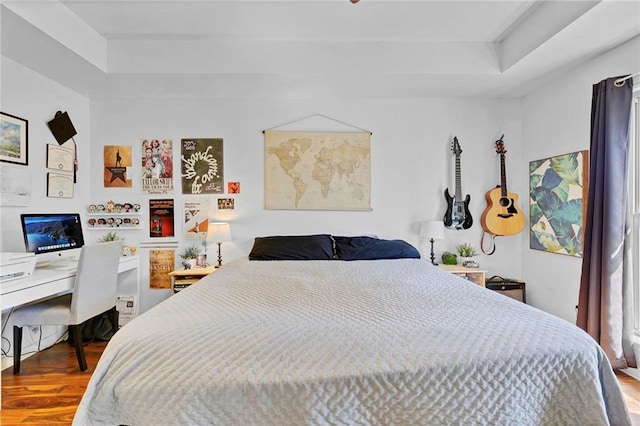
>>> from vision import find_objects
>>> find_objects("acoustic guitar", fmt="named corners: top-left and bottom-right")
top-left (443, 137), bottom-right (472, 230)
top-left (480, 135), bottom-right (525, 236)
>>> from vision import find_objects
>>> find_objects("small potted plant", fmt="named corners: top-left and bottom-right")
top-left (179, 244), bottom-right (202, 269)
top-left (98, 231), bottom-right (120, 243)
top-left (456, 243), bottom-right (479, 267)
top-left (98, 231), bottom-right (130, 255)
top-left (441, 251), bottom-right (458, 265)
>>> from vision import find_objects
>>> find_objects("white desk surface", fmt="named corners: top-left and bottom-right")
top-left (1, 255), bottom-right (139, 311)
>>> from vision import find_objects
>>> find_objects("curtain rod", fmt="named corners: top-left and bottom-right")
top-left (614, 73), bottom-right (639, 87)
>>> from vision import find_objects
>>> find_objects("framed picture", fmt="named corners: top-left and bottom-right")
top-left (529, 150), bottom-right (589, 257)
top-left (217, 197), bottom-right (235, 210)
top-left (47, 144), bottom-right (74, 172)
top-left (0, 112), bottom-right (29, 166)
top-left (47, 172), bottom-right (74, 198)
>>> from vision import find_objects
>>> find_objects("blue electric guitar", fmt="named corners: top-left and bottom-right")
top-left (443, 137), bottom-right (473, 230)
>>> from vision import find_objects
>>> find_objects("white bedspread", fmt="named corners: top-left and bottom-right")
top-left (74, 258), bottom-right (630, 425)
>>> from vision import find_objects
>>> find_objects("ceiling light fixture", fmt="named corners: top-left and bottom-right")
top-left (350, 0), bottom-right (360, 3)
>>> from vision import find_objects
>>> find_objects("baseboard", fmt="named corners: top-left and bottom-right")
top-left (620, 367), bottom-right (640, 381)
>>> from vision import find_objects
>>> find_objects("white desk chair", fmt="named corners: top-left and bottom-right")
top-left (12, 240), bottom-right (123, 374)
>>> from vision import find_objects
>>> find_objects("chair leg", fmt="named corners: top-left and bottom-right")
top-left (70, 325), bottom-right (87, 371)
top-left (110, 307), bottom-right (119, 333)
top-left (13, 326), bottom-right (23, 375)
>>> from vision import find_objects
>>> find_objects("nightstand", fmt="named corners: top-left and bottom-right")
top-left (168, 266), bottom-right (217, 293)
top-left (438, 264), bottom-right (487, 287)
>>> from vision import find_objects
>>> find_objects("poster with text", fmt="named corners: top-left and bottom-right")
top-left (149, 250), bottom-right (174, 289)
top-left (184, 198), bottom-right (209, 240)
top-left (149, 198), bottom-right (175, 238)
top-left (104, 145), bottom-right (133, 187)
top-left (142, 139), bottom-right (174, 194)
top-left (181, 138), bottom-right (223, 195)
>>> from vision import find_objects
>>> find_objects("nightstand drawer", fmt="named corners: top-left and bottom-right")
top-left (168, 266), bottom-right (217, 293)
top-left (438, 264), bottom-right (486, 286)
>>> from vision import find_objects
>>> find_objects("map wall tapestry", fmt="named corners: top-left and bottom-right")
top-left (181, 138), bottom-right (224, 195)
top-left (529, 150), bottom-right (588, 257)
top-left (104, 145), bottom-right (132, 188)
top-left (264, 131), bottom-right (371, 211)
top-left (142, 139), bottom-right (174, 194)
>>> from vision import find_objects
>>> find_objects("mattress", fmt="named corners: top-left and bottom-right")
top-left (74, 258), bottom-right (630, 425)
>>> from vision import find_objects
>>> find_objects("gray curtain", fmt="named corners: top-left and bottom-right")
top-left (577, 76), bottom-right (634, 369)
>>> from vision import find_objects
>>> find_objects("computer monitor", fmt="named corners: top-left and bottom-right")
top-left (20, 213), bottom-right (85, 265)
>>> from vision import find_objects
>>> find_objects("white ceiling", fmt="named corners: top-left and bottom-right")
top-left (1, 0), bottom-right (639, 99)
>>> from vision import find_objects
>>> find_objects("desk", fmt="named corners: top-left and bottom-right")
top-left (1, 256), bottom-right (140, 311)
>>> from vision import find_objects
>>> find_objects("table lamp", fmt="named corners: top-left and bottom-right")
top-left (207, 222), bottom-right (231, 268)
top-left (420, 220), bottom-right (445, 265)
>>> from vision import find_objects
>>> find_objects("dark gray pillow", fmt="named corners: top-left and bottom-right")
top-left (333, 236), bottom-right (420, 261)
top-left (249, 234), bottom-right (335, 260)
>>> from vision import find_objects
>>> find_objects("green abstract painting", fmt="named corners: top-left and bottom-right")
top-left (529, 150), bottom-right (588, 257)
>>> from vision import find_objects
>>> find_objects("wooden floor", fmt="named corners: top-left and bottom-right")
top-left (2, 341), bottom-right (640, 425)
top-left (1, 341), bottom-right (108, 425)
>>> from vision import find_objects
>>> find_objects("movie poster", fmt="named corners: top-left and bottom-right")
top-left (142, 139), bottom-right (174, 194)
top-left (184, 198), bottom-right (209, 240)
top-left (149, 198), bottom-right (175, 238)
top-left (149, 250), bottom-right (174, 289)
top-left (104, 145), bottom-right (133, 188)
top-left (181, 138), bottom-right (223, 195)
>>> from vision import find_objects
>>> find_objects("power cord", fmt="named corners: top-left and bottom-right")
top-left (1, 308), bottom-right (14, 356)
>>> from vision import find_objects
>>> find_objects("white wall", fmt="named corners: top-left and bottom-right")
top-left (1, 56), bottom-right (91, 358)
top-left (0, 57), bottom-right (91, 251)
top-left (90, 97), bottom-right (524, 312)
top-left (521, 35), bottom-right (640, 323)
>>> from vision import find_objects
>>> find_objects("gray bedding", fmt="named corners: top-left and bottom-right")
top-left (74, 258), bottom-right (630, 425)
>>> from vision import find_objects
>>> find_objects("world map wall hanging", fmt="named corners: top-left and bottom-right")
top-left (529, 150), bottom-right (588, 257)
top-left (264, 130), bottom-right (371, 211)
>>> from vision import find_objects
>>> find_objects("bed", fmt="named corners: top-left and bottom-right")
top-left (74, 235), bottom-right (631, 425)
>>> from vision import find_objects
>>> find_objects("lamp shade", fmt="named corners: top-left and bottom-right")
top-left (207, 222), bottom-right (231, 243)
top-left (420, 220), bottom-right (444, 240)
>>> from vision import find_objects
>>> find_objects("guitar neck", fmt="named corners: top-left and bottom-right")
top-left (454, 154), bottom-right (462, 201)
top-left (500, 153), bottom-right (508, 196)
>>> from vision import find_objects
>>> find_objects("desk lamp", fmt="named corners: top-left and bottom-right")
top-left (207, 222), bottom-right (231, 268)
top-left (420, 220), bottom-right (444, 265)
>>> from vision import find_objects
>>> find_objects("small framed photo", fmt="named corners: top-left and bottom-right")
top-left (196, 254), bottom-right (207, 267)
top-left (218, 198), bottom-right (235, 210)
top-left (0, 112), bottom-right (29, 166)
top-left (228, 181), bottom-right (240, 194)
